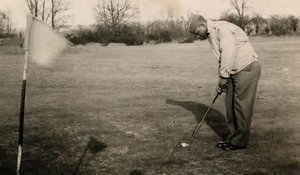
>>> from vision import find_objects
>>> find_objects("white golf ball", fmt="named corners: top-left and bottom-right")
top-left (180, 143), bottom-right (190, 148)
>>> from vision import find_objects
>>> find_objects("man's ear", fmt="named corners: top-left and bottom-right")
top-left (198, 23), bottom-right (205, 27)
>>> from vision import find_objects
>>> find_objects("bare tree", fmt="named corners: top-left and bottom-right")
top-left (0, 12), bottom-right (7, 37)
top-left (251, 13), bottom-right (266, 34)
top-left (50, 0), bottom-right (70, 30)
top-left (180, 10), bottom-right (192, 31)
top-left (0, 11), bottom-right (14, 38)
top-left (94, 0), bottom-right (135, 34)
top-left (25, 0), bottom-right (70, 30)
top-left (26, 0), bottom-right (39, 17)
top-left (39, 0), bottom-right (51, 21)
top-left (230, 0), bottom-right (250, 30)
top-left (220, 12), bottom-right (240, 26)
top-left (26, 0), bottom-right (48, 21)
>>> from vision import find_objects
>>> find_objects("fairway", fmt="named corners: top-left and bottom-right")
top-left (0, 37), bottom-right (300, 174)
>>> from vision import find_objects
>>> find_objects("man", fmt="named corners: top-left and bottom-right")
top-left (188, 15), bottom-right (261, 151)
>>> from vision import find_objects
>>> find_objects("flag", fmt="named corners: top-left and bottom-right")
top-left (16, 16), bottom-right (71, 175)
top-left (25, 15), bottom-right (71, 66)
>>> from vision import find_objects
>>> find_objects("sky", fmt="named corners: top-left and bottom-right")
top-left (1, 0), bottom-right (300, 30)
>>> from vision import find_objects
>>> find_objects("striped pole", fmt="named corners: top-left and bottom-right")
top-left (16, 15), bottom-right (33, 175)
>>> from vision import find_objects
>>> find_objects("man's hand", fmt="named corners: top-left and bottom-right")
top-left (216, 77), bottom-right (228, 94)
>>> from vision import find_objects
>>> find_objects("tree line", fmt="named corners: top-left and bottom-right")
top-left (0, 0), bottom-right (299, 45)
top-left (67, 0), bottom-right (300, 45)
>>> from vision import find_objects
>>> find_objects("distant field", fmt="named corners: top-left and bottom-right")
top-left (0, 36), bottom-right (299, 174)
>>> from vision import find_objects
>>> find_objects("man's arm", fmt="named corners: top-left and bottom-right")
top-left (216, 28), bottom-right (236, 94)
top-left (218, 28), bottom-right (236, 78)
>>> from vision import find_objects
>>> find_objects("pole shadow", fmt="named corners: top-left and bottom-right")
top-left (0, 146), bottom-right (16, 174)
top-left (166, 99), bottom-right (230, 140)
top-left (73, 136), bottom-right (107, 175)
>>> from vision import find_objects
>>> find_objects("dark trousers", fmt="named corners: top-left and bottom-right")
top-left (225, 61), bottom-right (261, 147)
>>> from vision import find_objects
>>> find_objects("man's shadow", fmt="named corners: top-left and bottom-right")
top-left (166, 99), bottom-right (230, 140)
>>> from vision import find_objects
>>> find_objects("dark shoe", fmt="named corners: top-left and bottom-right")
top-left (220, 143), bottom-right (246, 151)
top-left (216, 141), bottom-right (230, 148)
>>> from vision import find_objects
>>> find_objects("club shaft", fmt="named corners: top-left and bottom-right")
top-left (187, 93), bottom-right (220, 145)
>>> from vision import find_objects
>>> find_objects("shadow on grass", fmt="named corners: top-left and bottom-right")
top-left (0, 129), bottom-right (107, 175)
top-left (129, 169), bottom-right (144, 175)
top-left (73, 136), bottom-right (107, 175)
top-left (0, 146), bottom-right (16, 175)
top-left (166, 99), bottom-right (230, 140)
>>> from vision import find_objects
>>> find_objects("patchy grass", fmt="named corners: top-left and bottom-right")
top-left (0, 36), bottom-right (299, 174)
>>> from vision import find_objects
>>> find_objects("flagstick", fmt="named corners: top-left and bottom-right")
top-left (16, 58), bottom-right (28, 175)
top-left (16, 15), bottom-right (33, 175)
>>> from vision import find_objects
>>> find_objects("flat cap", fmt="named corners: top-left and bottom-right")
top-left (188, 15), bottom-right (206, 34)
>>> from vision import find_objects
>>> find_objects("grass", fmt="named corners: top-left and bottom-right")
top-left (0, 36), bottom-right (299, 174)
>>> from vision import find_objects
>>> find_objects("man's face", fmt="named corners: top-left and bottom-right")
top-left (195, 24), bottom-right (208, 40)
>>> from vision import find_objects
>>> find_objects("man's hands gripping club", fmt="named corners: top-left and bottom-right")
top-left (217, 76), bottom-right (228, 94)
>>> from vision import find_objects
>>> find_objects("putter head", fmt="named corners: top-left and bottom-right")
top-left (180, 142), bottom-right (190, 148)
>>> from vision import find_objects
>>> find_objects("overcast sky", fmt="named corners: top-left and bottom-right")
top-left (1, 0), bottom-right (300, 29)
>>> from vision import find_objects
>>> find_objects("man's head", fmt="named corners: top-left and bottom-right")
top-left (188, 15), bottom-right (208, 40)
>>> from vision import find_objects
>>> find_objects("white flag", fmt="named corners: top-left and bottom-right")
top-left (25, 15), bottom-right (71, 66)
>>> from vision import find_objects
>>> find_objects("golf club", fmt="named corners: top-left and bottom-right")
top-left (180, 92), bottom-right (221, 148)
top-left (167, 92), bottom-right (221, 161)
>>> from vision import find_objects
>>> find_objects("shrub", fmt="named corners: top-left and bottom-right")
top-left (65, 32), bottom-right (88, 45)
top-left (66, 24), bottom-right (179, 45)
top-left (269, 16), bottom-right (289, 36)
top-left (178, 35), bottom-right (197, 44)
top-left (159, 31), bottom-right (172, 42)
top-left (145, 30), bottom-right (172, 43)
top-left (121, 35), bottom-right (144, 46)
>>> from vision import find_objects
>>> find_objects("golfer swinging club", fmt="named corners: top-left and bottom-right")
top-left (188, 15), bottom-right (261, 151)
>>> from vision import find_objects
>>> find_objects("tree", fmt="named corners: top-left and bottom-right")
top-left (40, 0), bottom-right (50, 21)
top-left (26, 0), bottom-right (48, 21)
top-left (220, 12), bottom-right (240, 25)
top-left (230, 0), bottom-right (250, 30)
top-left (287, 15), bottom-right (299, 32)
top-left (0, 10), bottom-right (14, 38)
top-left (50, 0), bottom-right (71, 30)
top-left (251, 13), bottom-right (266, 34)
top-left (269, 15), bottom-right (289, 35)
top-left (0, 12), bottom-right (7, 37)
top-left (93, 0), bottom-right (136, 34)
top-left (26, 0), bottom-right (39, 17)
top-left (180, 10), bottom-right (192, 31)
top-left (25, 0), bottom-right (70, 30)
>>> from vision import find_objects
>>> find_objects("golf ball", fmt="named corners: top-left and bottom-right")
top-left (180, 143), bottom-right (189, 148)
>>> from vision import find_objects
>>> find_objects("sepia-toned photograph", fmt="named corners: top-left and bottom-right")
top-left (0, 0), bottom-right (299, 174)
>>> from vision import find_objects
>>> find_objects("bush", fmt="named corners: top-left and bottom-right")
top-left (145, 30), bottom-right (172, 43)
top-left (65, 24), bottom-right (146, 46)
top-left (65, 32), bottom-right (88, 45)
top-left (160, 31), bottom-right (172, 42)
top-left (269, 16), bottom-right (289, 36)
top-left (66, 24), bottom-right (181, 45)
top-left (146, 33), bottom-right (160, 42)
top-left (121, 35), bottom-right (144, 46)
top-left (178, 35), bottom-right (197, 44)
